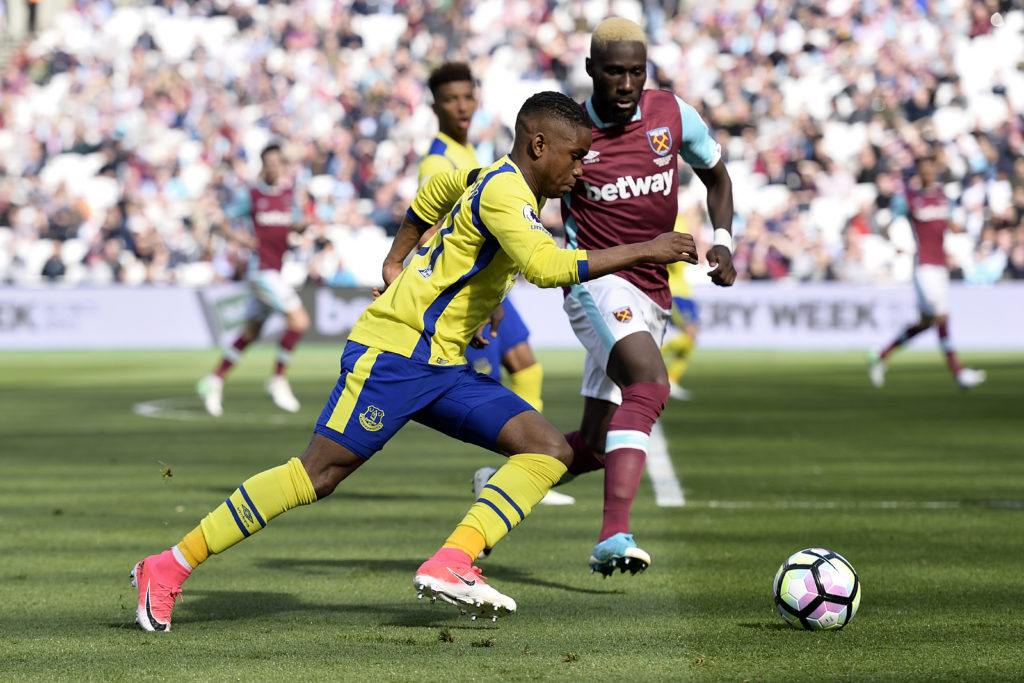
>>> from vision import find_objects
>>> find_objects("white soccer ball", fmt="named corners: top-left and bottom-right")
top-left (773, 547), bottom-right (861, 630)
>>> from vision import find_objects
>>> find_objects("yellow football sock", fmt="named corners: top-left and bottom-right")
top-left (447, 453), bottom-right (566, 551)
top-left (197, 457), bottom-right (317, 555)
top-left (442, 525), bottom-right (487, 561)
top-left (663, 333), bottom-right (694, 384)
top-left (177, 527), bottom-right (209, 568)
top-left (509, 363), bottom-right (544, 412)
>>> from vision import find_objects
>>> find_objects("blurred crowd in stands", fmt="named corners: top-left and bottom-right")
top-left (2, 0), bottom-right (1024, 288)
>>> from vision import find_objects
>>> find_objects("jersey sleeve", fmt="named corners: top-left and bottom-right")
top-left (480, 175), bottom-right (588, 288)
top-left (407, 168), bottom-right (476, 230)
top-left (675, 96), bottom-right (722, 169)
top-left (418, 153), bottom-right (457, 188)
top-left (225, 187), bottom-right (252, 220)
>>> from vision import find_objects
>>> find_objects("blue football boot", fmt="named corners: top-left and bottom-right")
top-left (588, 532), bottom-right (650, 577)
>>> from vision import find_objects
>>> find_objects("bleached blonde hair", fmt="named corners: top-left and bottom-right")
top-left (590, 17), bottom-right (648, 57)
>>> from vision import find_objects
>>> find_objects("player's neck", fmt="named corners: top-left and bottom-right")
top-left (509, 150), bottom-right (542, 201)
top-left (441, 127), bottom-right (468, 146)
top-left (591, 98), bottom-right (634, 127)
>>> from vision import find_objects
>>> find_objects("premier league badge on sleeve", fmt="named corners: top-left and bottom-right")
top-left (647, 126), bottom-right (672, 156)
top-left (522, 204), bottom-right (549, 234)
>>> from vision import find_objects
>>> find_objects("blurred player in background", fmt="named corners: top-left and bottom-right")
top-left (131, 92), bottom-right (700, 631)
top-left (417, 63), bottom-right (573, 507)
top-left (559, 17), bottom-right (736, 576)
top-left (868, 154), bottom-right (986, 389)
top-left (196, 143), bottom-right (311, 417)
top-left (661, 213), bottom-right (701, 401)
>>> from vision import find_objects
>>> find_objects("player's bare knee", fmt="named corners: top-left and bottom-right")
top-left (299, 435), bottom-right (363, 498)
top-left (289, 309), bottom-right (311, 334)
top-left (541, 434), bottom-right (573, 467)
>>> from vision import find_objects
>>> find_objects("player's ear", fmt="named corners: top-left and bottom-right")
top-left (585, 57), bottom-right (594, 78)
top-left (530, 131), bottom-right (546, 159)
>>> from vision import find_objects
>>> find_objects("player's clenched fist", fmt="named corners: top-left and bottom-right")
top-left (706, 245), bottom-right (736, 286)
top-left (646, 231), bottom-right (698, 265)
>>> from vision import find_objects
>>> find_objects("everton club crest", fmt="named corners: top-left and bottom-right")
top-left (359, 405), bottom-right (384, 432)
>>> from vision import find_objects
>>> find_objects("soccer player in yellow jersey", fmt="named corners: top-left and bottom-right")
top-left (131, 91), bottom-right (698, 631)
top-left (662, 215), bottom-right (701, 400)
top-left (418, 63), bottom-right (480, 187)
top-left (418, 62), bottom-right (569, 508)
top-left (418, 63), bottom-right (547, 420)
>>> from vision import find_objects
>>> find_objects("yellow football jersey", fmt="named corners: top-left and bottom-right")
top-left (350, 156), bottom-right (588, 366)
top-left (667, 215), bottom-right (692, 298)
top-left (418, 132), bottom-right (480, 187)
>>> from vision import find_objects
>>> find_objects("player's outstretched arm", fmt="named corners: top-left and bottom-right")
top-left (694, 160), bottom-right (736, 286)
top-left (585, 231), bottom-right (698, 281)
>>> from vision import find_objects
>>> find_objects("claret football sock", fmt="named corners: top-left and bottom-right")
top-left (275, 329), bottom-right (303, 376)
top-left (937, 321), bottom-right (963, 375)
top-left (879, 322), bottom-right (928, 360)
top-left (564, 430), bottom-right (604, 475)
top-left (185, 457), bottom-right (317, 559)
top-left (216, 335), bottom-right (251, 378)
top-left (449, 452), bottom-right (567, 552)
top-left (600, 382), bottom-right (669, 540)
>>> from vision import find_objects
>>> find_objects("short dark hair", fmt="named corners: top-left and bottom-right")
top-left (261, 143), bottom-right (282, 162)
top-left (428, 62), bottom-right (473, 98)
top-left (515, 91), bottom-right (591, 134)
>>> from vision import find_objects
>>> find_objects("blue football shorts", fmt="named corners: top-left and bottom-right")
top-left (464, 298), bottom-right (531, 381)
top-left (671, 296), bottom-right (699, 328)
top-left (315, 340), bottom-right (534, 459)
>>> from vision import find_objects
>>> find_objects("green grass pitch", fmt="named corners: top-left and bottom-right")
top-left (1, 347), bottom-right (1022, 681)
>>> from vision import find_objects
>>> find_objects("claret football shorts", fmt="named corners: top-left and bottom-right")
top-left (315, 341), bottom-right (534, 459)
top-left (563, 274), bottom-right (670, 405)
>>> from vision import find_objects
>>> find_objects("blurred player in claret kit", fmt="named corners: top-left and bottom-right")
top-left (417, 62), bottom-right (573, 508)
top-left (559, 17), bottom-right (737, 576)
top-left (131, 91), bottom-right (699, 631)
top-left (197, 143), bottom-right (311, 417)
top-left (868, 153), bottom-right (986, 389)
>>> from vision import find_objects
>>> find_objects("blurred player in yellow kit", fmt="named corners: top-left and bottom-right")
top-left (662, 215), bottom-right (700, 401)
top-left (130, 91), bottom-right (699, 631)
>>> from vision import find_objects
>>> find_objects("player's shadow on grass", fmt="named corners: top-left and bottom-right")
top-left (189, 485), bottom-right (463, 502)
top-left (158, 589), bottom-right (480, 628)
top-left (256, 557), bottom-right (621, 596)
top-left (115, 588), bottom-right (502, 631)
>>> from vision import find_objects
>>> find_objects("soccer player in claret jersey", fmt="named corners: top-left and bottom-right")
top-left (130, 91), bottom-right (699, 631)
top-left (417, 62), bottom-right (572, 507)
top-left (197, 143), bottom-right (311, 417)
top-left (559, 18), bottom-right (737, 576)
top-left (868, 154), bottom-right (986, 389)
